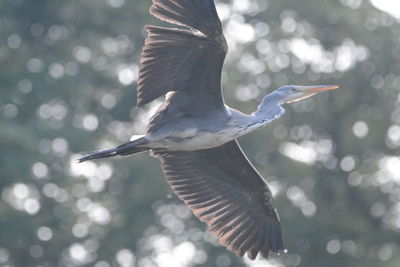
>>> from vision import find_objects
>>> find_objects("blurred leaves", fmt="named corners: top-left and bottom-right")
top-left (1, 0), bottom-right (400, 266)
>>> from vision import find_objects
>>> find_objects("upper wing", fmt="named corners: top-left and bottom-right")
top-left (137, 0), bottom-right (228, 112)
top-left (153, 140), bottom-right (284, 259)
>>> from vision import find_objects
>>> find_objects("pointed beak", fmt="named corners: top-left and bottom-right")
top-left (296, 85), bottom-right (339, 93)
top-left (283, 85), bottom-right (339, 104)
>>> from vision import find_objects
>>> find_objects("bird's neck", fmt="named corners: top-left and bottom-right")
top-left (253, 92), bottom-right (286, 122)
top-left (224, 92), bottom-right (285, 138)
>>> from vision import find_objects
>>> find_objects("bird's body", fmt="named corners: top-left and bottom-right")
top-left (79, 0), bottom-right (338, 259)
top-left (145, 106), bottom-right (284, 151)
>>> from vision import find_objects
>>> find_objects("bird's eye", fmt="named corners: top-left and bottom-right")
top-left (290, 87), bottom-right (296, 93)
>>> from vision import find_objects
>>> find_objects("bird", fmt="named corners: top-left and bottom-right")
top-left (78, 0), bottom-right (338, 260)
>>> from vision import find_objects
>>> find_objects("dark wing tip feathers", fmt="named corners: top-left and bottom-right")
top-left (150, 0), bottom-right (223, 37)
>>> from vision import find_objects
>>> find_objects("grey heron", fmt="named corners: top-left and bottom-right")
top-left (79, 0), bottom-right (338, 259)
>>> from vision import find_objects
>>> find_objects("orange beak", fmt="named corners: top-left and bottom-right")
top-left (283, 85), bottom-right (339, 104)
top-left (298, 85), bottom-right (339, 93)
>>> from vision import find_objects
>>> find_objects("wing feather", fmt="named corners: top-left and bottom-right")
top-left (153, 140), bottom-right (284, 258)
top-left (150, 0), bottom-right (223, 38)
top-left (137, 0), bottom-right (227, 110)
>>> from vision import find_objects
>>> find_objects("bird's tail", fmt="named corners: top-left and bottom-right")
top-left (78, 136), bottom-right (149, 163)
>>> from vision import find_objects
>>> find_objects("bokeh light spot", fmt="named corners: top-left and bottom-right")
top-left (69, 243), bottom-right (90, 264)
top-left (27, 58), bottom-right (44, 73)
top-left (7, 34), bottom-right (21, 49)
top-left (106, 0), bottom-right (125, 8)
top-left (326, 239), bottom-right (341, 254)
top-left (0, 248), bottom-right (10, 264)
top-left (352, 121), bottom-right (369, 138)
top-left (83, 114), bottom-right (99, 131)
top-left (37, 226), bottom-right (53, 241)
top-left (340, 156), bottom-right (356, 172)
top-left (32, 162), bottom-right (49, 178)
top-left (116, 249), bottom-right (136, 267)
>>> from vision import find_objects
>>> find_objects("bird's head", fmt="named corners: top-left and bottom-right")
top-left (276, 85), bottom-right (339, 104)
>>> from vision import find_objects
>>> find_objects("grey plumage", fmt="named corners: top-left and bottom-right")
top-left (79, 0), bottom-right (338, 260)
top-left (153, 140), bottom-right (283, 259)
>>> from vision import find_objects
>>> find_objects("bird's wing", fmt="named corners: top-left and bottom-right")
top-left (137, 0), bottom-right (228, 113)
top-left (153, 140), bottom-right (284, 259)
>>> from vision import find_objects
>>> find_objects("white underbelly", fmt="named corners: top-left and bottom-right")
top-left (149, 130), bottom-right (236, 151)
top-left (148, 123), bottom-right (264, 151)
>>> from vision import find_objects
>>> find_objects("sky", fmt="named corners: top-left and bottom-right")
top-left (370, 0), bottom-right (400, 19)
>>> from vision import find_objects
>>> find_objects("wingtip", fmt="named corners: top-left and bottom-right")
top-left (247, 249), bottom-right (258, 260)
top-left (269, 222), bottom-right (284, 252)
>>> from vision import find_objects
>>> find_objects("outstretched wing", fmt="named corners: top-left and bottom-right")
top-left (153, 140), bottom-right (284, 259)
top-left (137, 0), bottom-right (228, 113)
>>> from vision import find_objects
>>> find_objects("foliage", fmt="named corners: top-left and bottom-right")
top-left (1, 0), bottom-right (400, 266)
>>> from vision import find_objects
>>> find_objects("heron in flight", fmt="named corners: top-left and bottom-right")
top-left (79, 0), bottom-right (338, 259)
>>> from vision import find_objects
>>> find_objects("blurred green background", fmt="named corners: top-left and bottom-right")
top-left (1, 0), bottom-right (400, 266)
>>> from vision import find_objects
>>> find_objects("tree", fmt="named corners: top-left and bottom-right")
top-left (1, 0), bottom-right (399, 266)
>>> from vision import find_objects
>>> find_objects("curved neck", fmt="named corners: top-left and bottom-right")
top-left (254, 91), bottom-right (286, 120)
